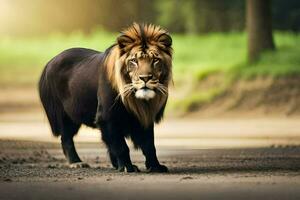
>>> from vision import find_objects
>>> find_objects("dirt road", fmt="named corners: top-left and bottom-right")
top-left (1, 111), bottom-right (300, 148)
top-left (1, 140), bottom-right (300, 200)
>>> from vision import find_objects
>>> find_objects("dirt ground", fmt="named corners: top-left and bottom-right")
top-left (1, 139), bottom-right (300, 200)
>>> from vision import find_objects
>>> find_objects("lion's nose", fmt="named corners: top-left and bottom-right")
top-left (139, 74), bottom-right (153, 83)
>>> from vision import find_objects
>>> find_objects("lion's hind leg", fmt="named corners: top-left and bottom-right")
top-left (60, 117), bottom-right (90, 168)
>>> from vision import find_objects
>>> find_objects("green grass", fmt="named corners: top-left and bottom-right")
top-left (231, 38), bottom-right (300, 79)
top-left (174, 32), bottom-right (300, 79)
top-left (0, 31), bottom-right (299, 112)
top-left (172, 32), bottom-right (247, 81)
top-left (0, 30), bottom-right (117, 86)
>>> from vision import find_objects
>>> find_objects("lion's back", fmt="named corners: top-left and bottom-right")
top-left (42, 48), bottom-right (105, 127)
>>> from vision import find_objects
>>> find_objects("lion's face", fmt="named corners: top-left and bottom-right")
top-left (104, 23), bottom-right (172, 127)
top-left (115, 24), bottom-right (172, 102)
top-left (123, 49), bottom-right (169, 100)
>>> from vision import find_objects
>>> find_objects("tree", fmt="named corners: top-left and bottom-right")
top-left (246, 0), bottom-right (275, 63)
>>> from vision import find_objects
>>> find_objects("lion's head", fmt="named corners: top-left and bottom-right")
top-left (105, 23), bottom-right (173, 127)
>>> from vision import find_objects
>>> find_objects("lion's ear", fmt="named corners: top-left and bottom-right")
top-left (158, 33), bottom-right (172, 48)
top-left (117, 35), bottom-right (133, 49)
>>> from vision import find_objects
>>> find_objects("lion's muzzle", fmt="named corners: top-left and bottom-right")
top-left (135, 88), bottom-right (156, 100)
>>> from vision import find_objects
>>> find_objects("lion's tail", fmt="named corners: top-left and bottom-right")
top-left (38, 64), bottom-right (64, 137)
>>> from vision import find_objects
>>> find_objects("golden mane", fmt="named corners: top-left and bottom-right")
top-left (104, 23), bottom-right (173, 127)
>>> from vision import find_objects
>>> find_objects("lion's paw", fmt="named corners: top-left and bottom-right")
top-left (127, 165), bottom-right (141, 173)
top-left (69, 162), bottom-right (90, 169)
top-left (147, 164), bottom-right (168, 173)
top-left (117, 164), bottom-right (140, 173)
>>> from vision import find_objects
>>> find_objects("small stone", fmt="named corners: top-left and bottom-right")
top-left (47, 164), bottom-right (56, 169)
top-left (180, 176), bottom-right (193, 181)
top-left (3, 178), bottom-right (12, 182)
top-left (69, 162), bottom-right (90, 168)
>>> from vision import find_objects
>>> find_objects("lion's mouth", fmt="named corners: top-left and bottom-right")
top-left (135, 88), bottom-right (156, 100)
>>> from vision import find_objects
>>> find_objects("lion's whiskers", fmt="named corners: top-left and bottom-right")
top-left (115, 83), bottom-right (134, 100)
top-left (157, 83), bottom-right (168, 95)
top-left (109, 84), bottom-right (134, 111)
top-left (122, 83), bottom-right (134, 97)
top-left (156, 87), bottom-right (165, 95)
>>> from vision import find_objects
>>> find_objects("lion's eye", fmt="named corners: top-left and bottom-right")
top-left (130, 58), bottom-right (138, 65)
top-left (153, 58), bottom-right (160, 64)
top-left (128, 58), bottom-right (138, 72)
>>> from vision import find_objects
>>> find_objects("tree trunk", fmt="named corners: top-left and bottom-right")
top-left (246, 0), bottom-right (275, 63)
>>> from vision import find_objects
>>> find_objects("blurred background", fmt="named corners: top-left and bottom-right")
top-left (0, 0), bottom-right (300, 148)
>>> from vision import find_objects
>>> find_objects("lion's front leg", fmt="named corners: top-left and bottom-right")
top-left (112, 138), bottom-right (140, 173)
top-left (100, 122), bottom-right (140, 173)
top-left (132, 125), bottom-right (168, 173)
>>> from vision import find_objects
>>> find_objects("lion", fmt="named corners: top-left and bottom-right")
top-left (38, 23), bottom-right (172, 172)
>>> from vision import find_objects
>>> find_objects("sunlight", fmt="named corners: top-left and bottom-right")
top-left (0, 0), bottom-right (13, 26)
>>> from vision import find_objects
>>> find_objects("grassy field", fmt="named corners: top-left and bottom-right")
top-left (0, 30), bottom-right (117, 86)
top-left (0, 31), bottom-right (299, 112)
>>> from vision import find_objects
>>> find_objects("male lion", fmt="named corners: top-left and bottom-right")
top-left (39, 23), bottom-right (172, 172)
